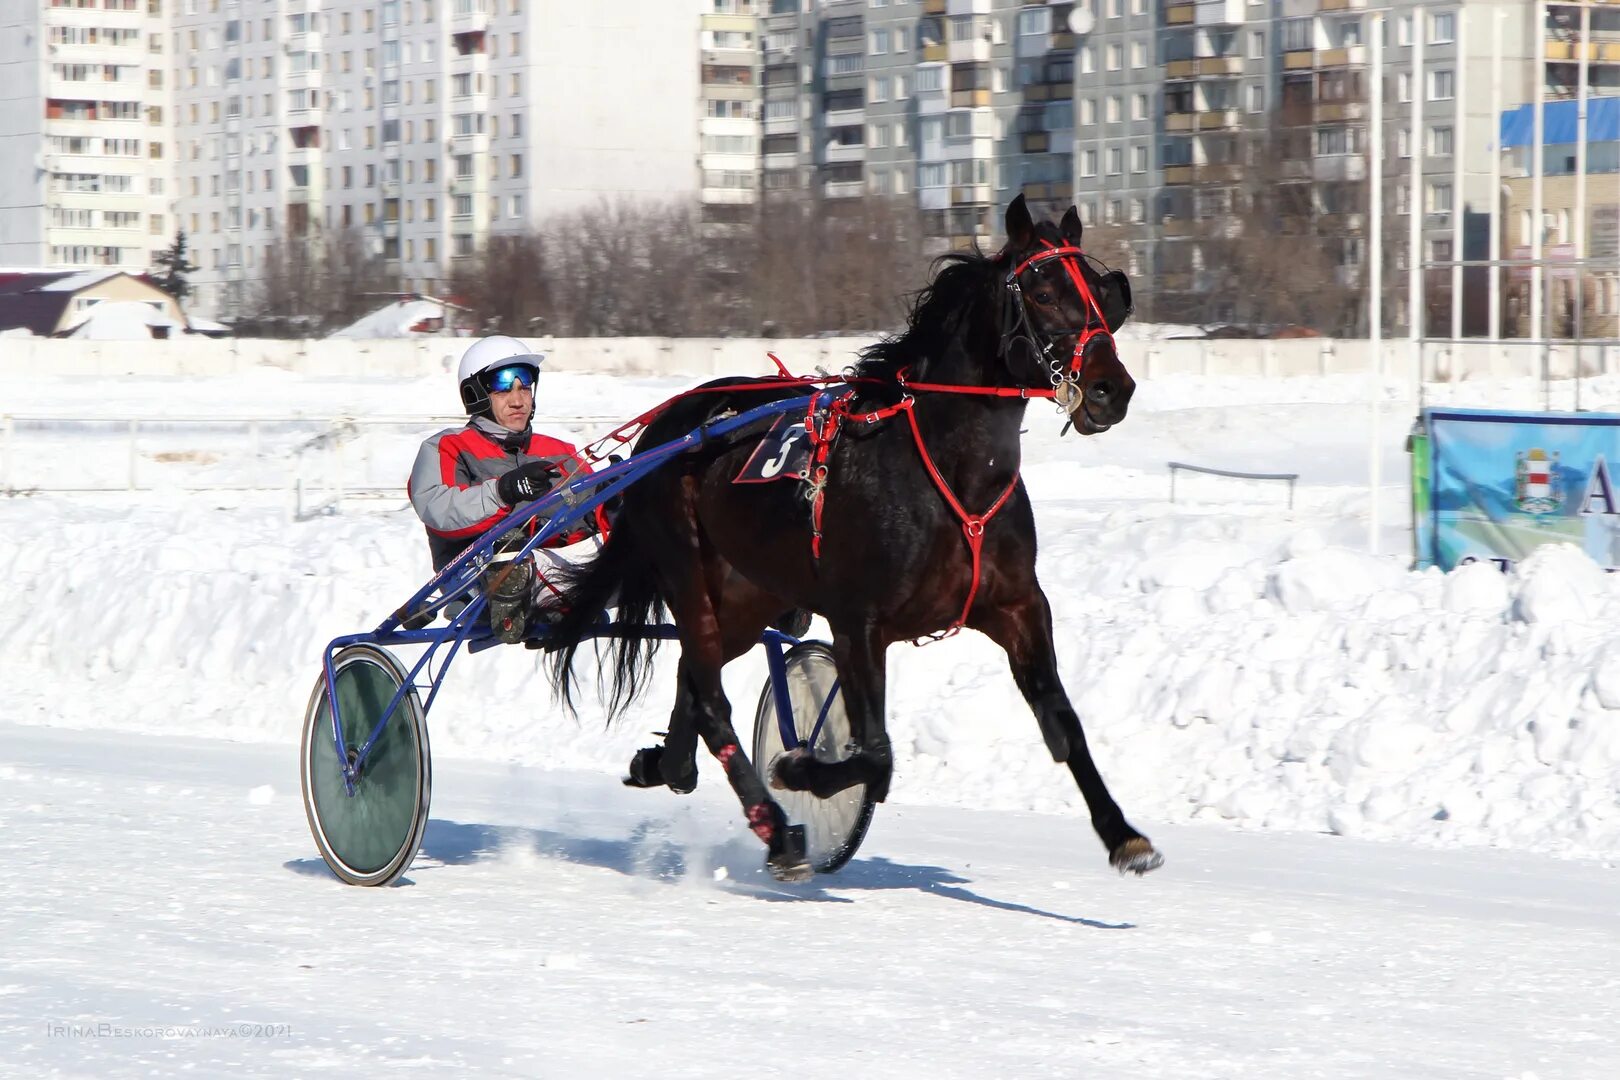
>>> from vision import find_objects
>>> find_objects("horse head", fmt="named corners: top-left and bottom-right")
top-left (998, 194), bottom-right (1135, 435)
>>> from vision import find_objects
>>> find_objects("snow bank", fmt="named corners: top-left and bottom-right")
top-left (2, 370), bottom-right (1618, 865)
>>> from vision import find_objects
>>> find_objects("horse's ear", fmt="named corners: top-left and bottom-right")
top-left (1004, 194), bottom-right (1035, 249)
top-left (1099, 270), bottom-right (1134, 332)
top-left (1060, 205), bottom-right (1083, 246)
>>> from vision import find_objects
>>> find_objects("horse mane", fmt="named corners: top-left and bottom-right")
top-left (854, 250), bottom-right (1004, 384)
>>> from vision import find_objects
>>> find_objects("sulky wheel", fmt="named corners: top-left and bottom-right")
top-left (752, 641), bottom-right (876, 874)
top-left (300, 644), bottom-right (431, 887)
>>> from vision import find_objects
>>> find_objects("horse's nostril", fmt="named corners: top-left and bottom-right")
top-left (1088, 380), bottom-right (1114, 403)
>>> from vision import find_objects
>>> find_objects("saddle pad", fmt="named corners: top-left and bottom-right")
top-left (733, 412), bottom-right (812, 485)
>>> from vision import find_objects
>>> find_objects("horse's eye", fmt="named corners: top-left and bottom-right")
top-left (1033, 290), bottom-right (1055, 304)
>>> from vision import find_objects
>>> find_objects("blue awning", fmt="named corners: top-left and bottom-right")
top-left (1500, 97), bottom-right (1620, 148)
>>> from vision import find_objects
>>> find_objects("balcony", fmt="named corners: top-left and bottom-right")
top-left (764, 151), bottom-right (797, 169)
top-left (1319, 0), bottom-right (1368, 9)
top-left (1166, 59), bottom-right (1196, 79)
top-left (824, 142), bottom-right (865, 164)
top-left (1316, 46), bottom-right (1367, 68)
top-left (1161, 217), bottom-right (1197, 237)
top-left (949, 38), bottom-right (992, 64)
top-left (924, 0), bottom-right (946, 12)
top-left (1196, 109), bottom-right (1241, 131)
top-left (1196, 56), bottom-right (1244, 76)
top-left (1163, 165), bottom-right (1194, 185)
top-left (701, 187), bottom-right (756, 205)
top-left (1284, 50), bottom-right (1315, 71)
top-left (1315, 101), bottom-right (1366, 122)
top-left (923, 44), bottom-right (948, 63)
top-left (763, 116), bottom-right (799, 136)
top-left (1165, 112), bottom-right (1195, 132)
top-left (1195, 0), bottom-right (1245, 26)
top-left (1545, 41), bottom-right (1620, 62)
top-left (450, 1), bottom-right (490, 33)
top-left (825, 107), bottom-right (865, 127)
top-left (950, 184), bottom-right (990, 205)
top-left (824, 180), bottom-right (864, 199)
top-left (950, 89), bottom-right (990, 108)
top-left (1166, 4), bottom-right (1194, 26)
top-left (1313, 156), bottom-right (1366, 182)
top-left (286, 186), bottom-right (312, 205)
top-left (1021, 131), bottom-right (1049, 153)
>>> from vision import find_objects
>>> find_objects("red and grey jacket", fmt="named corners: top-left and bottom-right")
top-left (407, 416), bottom-right (602, 570)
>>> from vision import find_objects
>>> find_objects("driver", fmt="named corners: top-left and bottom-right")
top-left (408, 335), bottom-right (606, 643)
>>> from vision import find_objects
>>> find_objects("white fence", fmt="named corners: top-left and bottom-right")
top-left (2, 333), bottom-right (1618, 381)
top-left (0, 413), bottom-right (619, 510)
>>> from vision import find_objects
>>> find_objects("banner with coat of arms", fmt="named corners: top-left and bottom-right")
top-left (1416, 407), bottom-right (1620, 572)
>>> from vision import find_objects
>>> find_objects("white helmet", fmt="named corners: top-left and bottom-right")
top-left (456, 335), bottom-right (544, 417)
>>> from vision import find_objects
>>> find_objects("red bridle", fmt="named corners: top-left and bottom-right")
top-left (1003, 239), bottom-right (1117, 400)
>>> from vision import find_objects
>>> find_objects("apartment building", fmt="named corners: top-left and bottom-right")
top-left (164, 0), bottom-right (705, 318)
top-left (0, 0), bottom-right (174, 275)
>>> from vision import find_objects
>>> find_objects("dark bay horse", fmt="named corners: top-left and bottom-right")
top-left (546, 195), bottom-right (1163, 881)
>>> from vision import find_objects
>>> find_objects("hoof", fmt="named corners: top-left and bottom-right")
top-left (769, 748), bottom-right (814, 792)
top-left (1110, 837), bottom-right (1164, 877)
top-left (622, 745), bottom-right (698, 794)
top-left (766, 824), bottom-right (812, 882)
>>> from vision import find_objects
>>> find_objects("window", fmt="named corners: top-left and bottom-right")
top-left (1106, 44), bottom-right (1122, 71)
top-left (1105, 95), bottom-right (1121, 123)
top-left (1132, 93), bottom-right (1148, 121)
top-left (1283, 17), bottom-right (1311, 52)
top-left (1427, 181), bottom-right (1453, 214)
top-left (869, 29), bottom-right (888, 54)
top-left (916, 66), bottom-right (942, 92)
top-left (1246, 84), bottom-right (1264, 113)
top-left (1080, 149), bottom-right (1097, 177)
top-left (1107, 147), bottom-right (1123, 175)
top-left (1079, 46), bottom-right (1094, 74)
top-left (1080, 98), bottom-right (1096, 125)
top-left (1132, 145), bottom-right (1148, 173)
top-left (918, 163), bottom-right (945, 188)
top-left (1397, 72), bottom-right (1412, 103)
top-left (1429, 70), bottom-right (1454, 101)
top-left (509, 154), bottom-right (522, 178)
top-left (1430, 12), bottom-right (1455, 44)
top-left (1429, 126), bottom-right (1453, 156)
top-left (1249, 30), bottom-right (1265, 59)
top-left (1130, 42), bottom-right (1146, 69)
top-left (1017, 8), bottom-right (1050, 37)
top-left (869, 76), bottom-right (890, 103)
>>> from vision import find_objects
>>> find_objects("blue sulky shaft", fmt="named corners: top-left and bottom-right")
top-left (321, 393), bottom-right (814, 788)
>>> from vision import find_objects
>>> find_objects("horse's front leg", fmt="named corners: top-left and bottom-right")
top-left (771, 622), bottom-right (894, 804)
top-left (973, 589), bottom-right (1163, 876)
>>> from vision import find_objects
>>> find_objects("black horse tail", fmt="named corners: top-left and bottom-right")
top-left (544, 522), bottom-right (666, 723)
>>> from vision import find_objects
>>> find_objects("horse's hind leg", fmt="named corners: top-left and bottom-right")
top-left (973, 590), bottom-right (1163, 876)
top-left (658, 545), bottom-right (811, 880)
top-left (771, 622), bottom-right (895, 804)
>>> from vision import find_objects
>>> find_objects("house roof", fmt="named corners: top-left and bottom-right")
top-left (0, 270), bottom-right (152, 337)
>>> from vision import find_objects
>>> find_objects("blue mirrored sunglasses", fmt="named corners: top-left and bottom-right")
top-left (484, 365), bottom-right (536, 393)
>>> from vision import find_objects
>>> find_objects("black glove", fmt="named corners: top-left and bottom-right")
top-left (496, 461), bottom-right (562, 506)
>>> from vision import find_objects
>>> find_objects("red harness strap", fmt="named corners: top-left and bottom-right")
top-left (801, 384), bottom-right (1019, 639)
top-left (901, 406), bottom-right (1020, 639)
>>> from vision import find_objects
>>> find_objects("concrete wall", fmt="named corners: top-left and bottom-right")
top-left (1, 333), bottom-right (1617, 382)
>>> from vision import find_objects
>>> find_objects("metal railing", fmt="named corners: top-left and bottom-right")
top-left (0, 413), bottom-right (621, 507)
top-left (1168, 460), bottom-right (1299, 509)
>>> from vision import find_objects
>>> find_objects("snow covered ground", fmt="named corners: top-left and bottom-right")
top-left (2, 361), bottom-right (1618, 1075)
